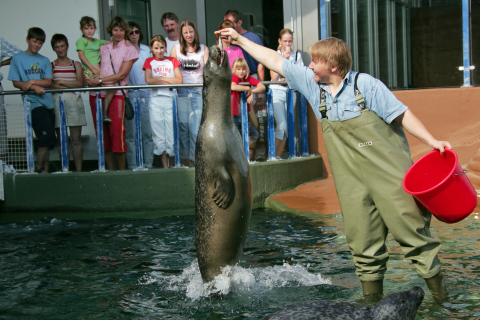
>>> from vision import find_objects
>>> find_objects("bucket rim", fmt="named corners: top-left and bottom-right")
top-left (403, 149), bottom-right (458, 195)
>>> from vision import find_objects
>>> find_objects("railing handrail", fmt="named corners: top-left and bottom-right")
top-left (0, 81), bottom-right (289, 96)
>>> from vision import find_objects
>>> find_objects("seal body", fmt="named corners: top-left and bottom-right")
top-left (263, 286), bottom-right (424, 320)
top-left (195, 46), bottom-right (253, 283)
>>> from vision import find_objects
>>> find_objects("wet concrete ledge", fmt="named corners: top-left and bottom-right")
top-left (0, 155), bottom-right (323, 218)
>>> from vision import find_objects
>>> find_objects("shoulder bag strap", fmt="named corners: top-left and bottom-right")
top-left (109, 53), bottom-right (127, 99)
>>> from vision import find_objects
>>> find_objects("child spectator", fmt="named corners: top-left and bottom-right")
top-left (143, 35), bottom-right (182, 168)
top-left (230, 57), bottom-right (265, 160)
top-left (8, 27), bottom-right (55, 173)
top-left (76, 16), bottom-right (115, 123)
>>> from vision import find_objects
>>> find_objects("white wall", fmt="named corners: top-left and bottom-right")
top-left (0, 0), bottom-right (101, 160)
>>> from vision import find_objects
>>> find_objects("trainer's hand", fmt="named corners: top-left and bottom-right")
top-left (215, 28), bottom-right (240, 46)
top-left (429, 140), bottom-right (452, 154)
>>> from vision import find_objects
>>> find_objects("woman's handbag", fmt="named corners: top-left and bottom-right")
top-left (110, 54), bottom-right (134, 120)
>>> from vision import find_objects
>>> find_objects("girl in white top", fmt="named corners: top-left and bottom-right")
top-left (270, 29), bottom-right (304, 157)
top-left (170, 20), bottom-right (209, 167)
top-left (143, 35), bottom-right (182, 168)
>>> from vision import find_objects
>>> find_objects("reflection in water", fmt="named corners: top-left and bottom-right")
top-left (0, 210), bottom-right (478, 319)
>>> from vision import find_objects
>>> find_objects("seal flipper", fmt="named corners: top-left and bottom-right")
top-left (211, 166), bottom-right (234, 209)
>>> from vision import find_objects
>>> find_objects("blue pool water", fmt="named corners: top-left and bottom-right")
top-left (0, 209), bottom-right (479, 319)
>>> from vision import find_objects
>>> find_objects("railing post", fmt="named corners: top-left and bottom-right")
top-left (133, 89), bottom-right (147, 171)
top-left (240, 92), bottom-right (249, 159)
top-left (300, 94), bottom-right (309, 156)
top-left (172, 89), bottom-right (181, 167)
top-left (57, 94), bottom-right (70, 172)
top-left (94, 92), bottom-right (106, 172)
top-left (266, 89), bottom-right (275, 160)
top-left (23, 97), bottom-right (34, 173)
top-left (287, 89), bottom-right (296, 158)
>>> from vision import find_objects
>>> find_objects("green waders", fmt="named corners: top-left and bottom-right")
top-left (319, 75), bottom-right (442, 284)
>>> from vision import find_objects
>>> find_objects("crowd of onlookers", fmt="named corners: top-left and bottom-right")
top-left (0, 10), bottom-right (304, 173)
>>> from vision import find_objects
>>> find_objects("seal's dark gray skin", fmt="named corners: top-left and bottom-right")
top-left (263, 286), bottom-right (424, 320)
top-left (195, 45), bottom-right (253, 283)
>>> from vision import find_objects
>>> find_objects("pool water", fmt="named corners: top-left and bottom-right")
top-left (0, 209), bottom-right (479, 319)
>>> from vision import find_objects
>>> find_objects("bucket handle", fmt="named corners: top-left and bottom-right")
top-left (454, 169), bottom-right (468, 176)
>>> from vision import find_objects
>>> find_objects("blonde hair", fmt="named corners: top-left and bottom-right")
top-left (308, 37), bottom-right (352, 78)
top-left (277, 28), bottom-right (293, 50)
top-left (232, 58), bottom-right (249, 75)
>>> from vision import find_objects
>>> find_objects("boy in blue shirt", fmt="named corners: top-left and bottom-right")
top-left (217, 28), bottom-right (451, 303)
top-left (8, 27), bottom-right (55, 174)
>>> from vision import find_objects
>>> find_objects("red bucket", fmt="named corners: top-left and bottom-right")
top-left (403, 149), bottom-right (477, 223)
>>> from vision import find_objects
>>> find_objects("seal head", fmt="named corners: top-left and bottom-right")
top-left (263, 286), bottom-right (425, 320)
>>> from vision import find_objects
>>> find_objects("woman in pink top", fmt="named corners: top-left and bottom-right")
top-left (86, 16), bottom-right (138, 171)
top-left (216, 20), bottom-right (244, 68)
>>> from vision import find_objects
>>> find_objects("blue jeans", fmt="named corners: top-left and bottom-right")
top-left (126, 91), bottom-right (154, 168)
top-left (177, 87), bottom-right (202, 161)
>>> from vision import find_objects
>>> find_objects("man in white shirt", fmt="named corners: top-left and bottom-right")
top-left (161, 12), bottom-right (179, 56)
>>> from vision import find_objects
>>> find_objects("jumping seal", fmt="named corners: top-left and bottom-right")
top-left (263, 286), bottom-right (425, 320)
top-left (194, 45), bottom-right (253, 283)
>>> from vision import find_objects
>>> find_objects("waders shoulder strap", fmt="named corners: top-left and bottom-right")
top-left (319, 72), bottom-right (367, 120)
top-left (319, 88), bottom-right (327, 119)
top-left (354, 72), bottom-right (366, 110)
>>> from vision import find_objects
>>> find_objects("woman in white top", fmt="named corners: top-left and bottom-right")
top-left (270, 29), bottom-right (304, 157)
top-left (170, 20), bottom-right (208, 167)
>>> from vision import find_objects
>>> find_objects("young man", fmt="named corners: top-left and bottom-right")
top-left (161, 12), bottom-right (179, 56)
top-left (216, 28), bottom-right (450, 303)
top-left (8, 27), bottom-right (55, 174)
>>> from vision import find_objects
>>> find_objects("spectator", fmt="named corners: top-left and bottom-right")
top-left (224, 10), bottom-right (264, 81)
top-left (230, 57), bottom-right (265, 160)
top-left (216, 20), bottom-right (244, 67)
top-left (270, 28), bottom-right (304, 157)
top-left (85, 16), bottom-right (138, 171)
top-left (143, 35), bottom-right (182, 168)
top-left (50, 34), bottom-right (87, 172)
top-left (126, 21), bottom-right (154, 169)
top-left (161, 12), bottom-right (180, 56)
top-left (0, 37), bottom-right (22, 164)
top-left (170, 20), bottom-right (208, 167)
top-left (76, 16), bottom-right (116, 123)
top-left (8, 27), bottom-right (55, 174)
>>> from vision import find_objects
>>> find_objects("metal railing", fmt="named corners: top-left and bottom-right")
top-left (1, 81), bottom-right (310, 173)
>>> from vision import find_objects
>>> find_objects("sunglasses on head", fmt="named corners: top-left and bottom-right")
top-left (129, 30), bottom-right (140, 35)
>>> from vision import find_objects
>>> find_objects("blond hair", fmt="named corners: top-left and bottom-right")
top-left (232, 58), bottom-right (249, 75)
top-left (309, 37), bottom-right (352, 78)
top-left (277, 28), bottom-right (293, 50)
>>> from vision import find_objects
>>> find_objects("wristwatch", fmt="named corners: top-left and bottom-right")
top-left (99, 76), bottom-right (102, 85)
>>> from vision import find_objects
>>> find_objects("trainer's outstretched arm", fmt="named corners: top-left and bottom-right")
top-left (215, 28), bottom-right (285, 76)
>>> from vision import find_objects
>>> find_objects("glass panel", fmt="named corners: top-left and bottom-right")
top-left (395, 2), bottom-right (406, 88)
top-left (409, 2), bottom-right (463, 88)
top-left (329, 0), bottom-right (464, 89)
top-left (357, 0), bottom-right (372, 74)
top-left (377, 0), bottom-right (390, 86)
top-left (472, 1), bottom-right (480, 86)
top-left (330, 1), bottom-right (348, 44)
top-left (117, 0), bottom-right (152, 46)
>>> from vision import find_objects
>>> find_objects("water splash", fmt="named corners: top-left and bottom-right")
top-left (141, 260), bottom-right (332, 301)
